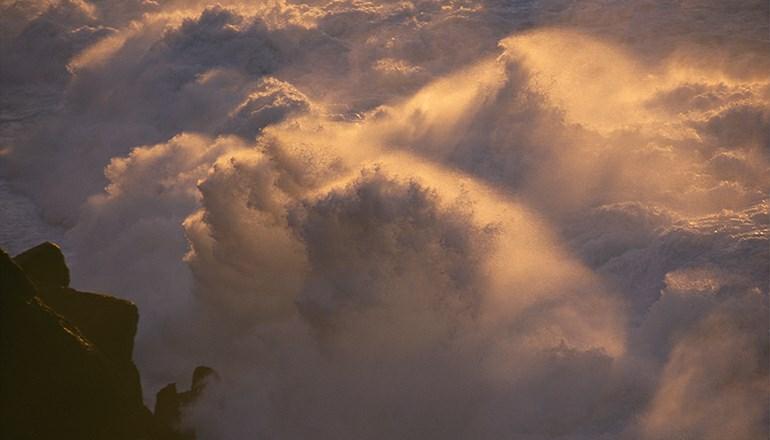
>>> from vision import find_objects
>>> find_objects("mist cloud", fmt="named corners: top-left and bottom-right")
top-left (1, 1), bottom-right (768, 439)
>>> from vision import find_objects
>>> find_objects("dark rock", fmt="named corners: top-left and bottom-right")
top-left (0, 242), bottom-right (208, 440)
top-left (155, 383), bottom-right (183, 429)
top-left (0, 247), bottom-right (153, 439)
top-left (12, 245), bottom-right (142, 403)
top-left (154, 366), bottom-right (220, 439)
top-left (29, 286), bottom-right (139, 363)
top-left (13, 241), bottom-right (70, 288)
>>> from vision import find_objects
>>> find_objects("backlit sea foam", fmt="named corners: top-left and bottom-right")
top-left (1, 1), bottom-right (768, 439)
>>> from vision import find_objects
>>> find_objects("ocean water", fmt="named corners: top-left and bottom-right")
top-left (0, 179), bottom-right (64, 256)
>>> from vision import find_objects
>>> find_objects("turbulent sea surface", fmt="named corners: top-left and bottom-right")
top-left (0, 179), bottom-right (58, 254)
top-left (1, 1), bottom-right (768, 439)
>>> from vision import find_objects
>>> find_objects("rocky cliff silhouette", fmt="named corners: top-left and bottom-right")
top-left (0, 242), bottom-right (215, 440)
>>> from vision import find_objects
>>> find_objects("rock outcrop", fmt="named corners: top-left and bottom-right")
top-left (0, 242), bottom-right (214, 440)
top-left (155, 366), bottom-right (221, 439)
